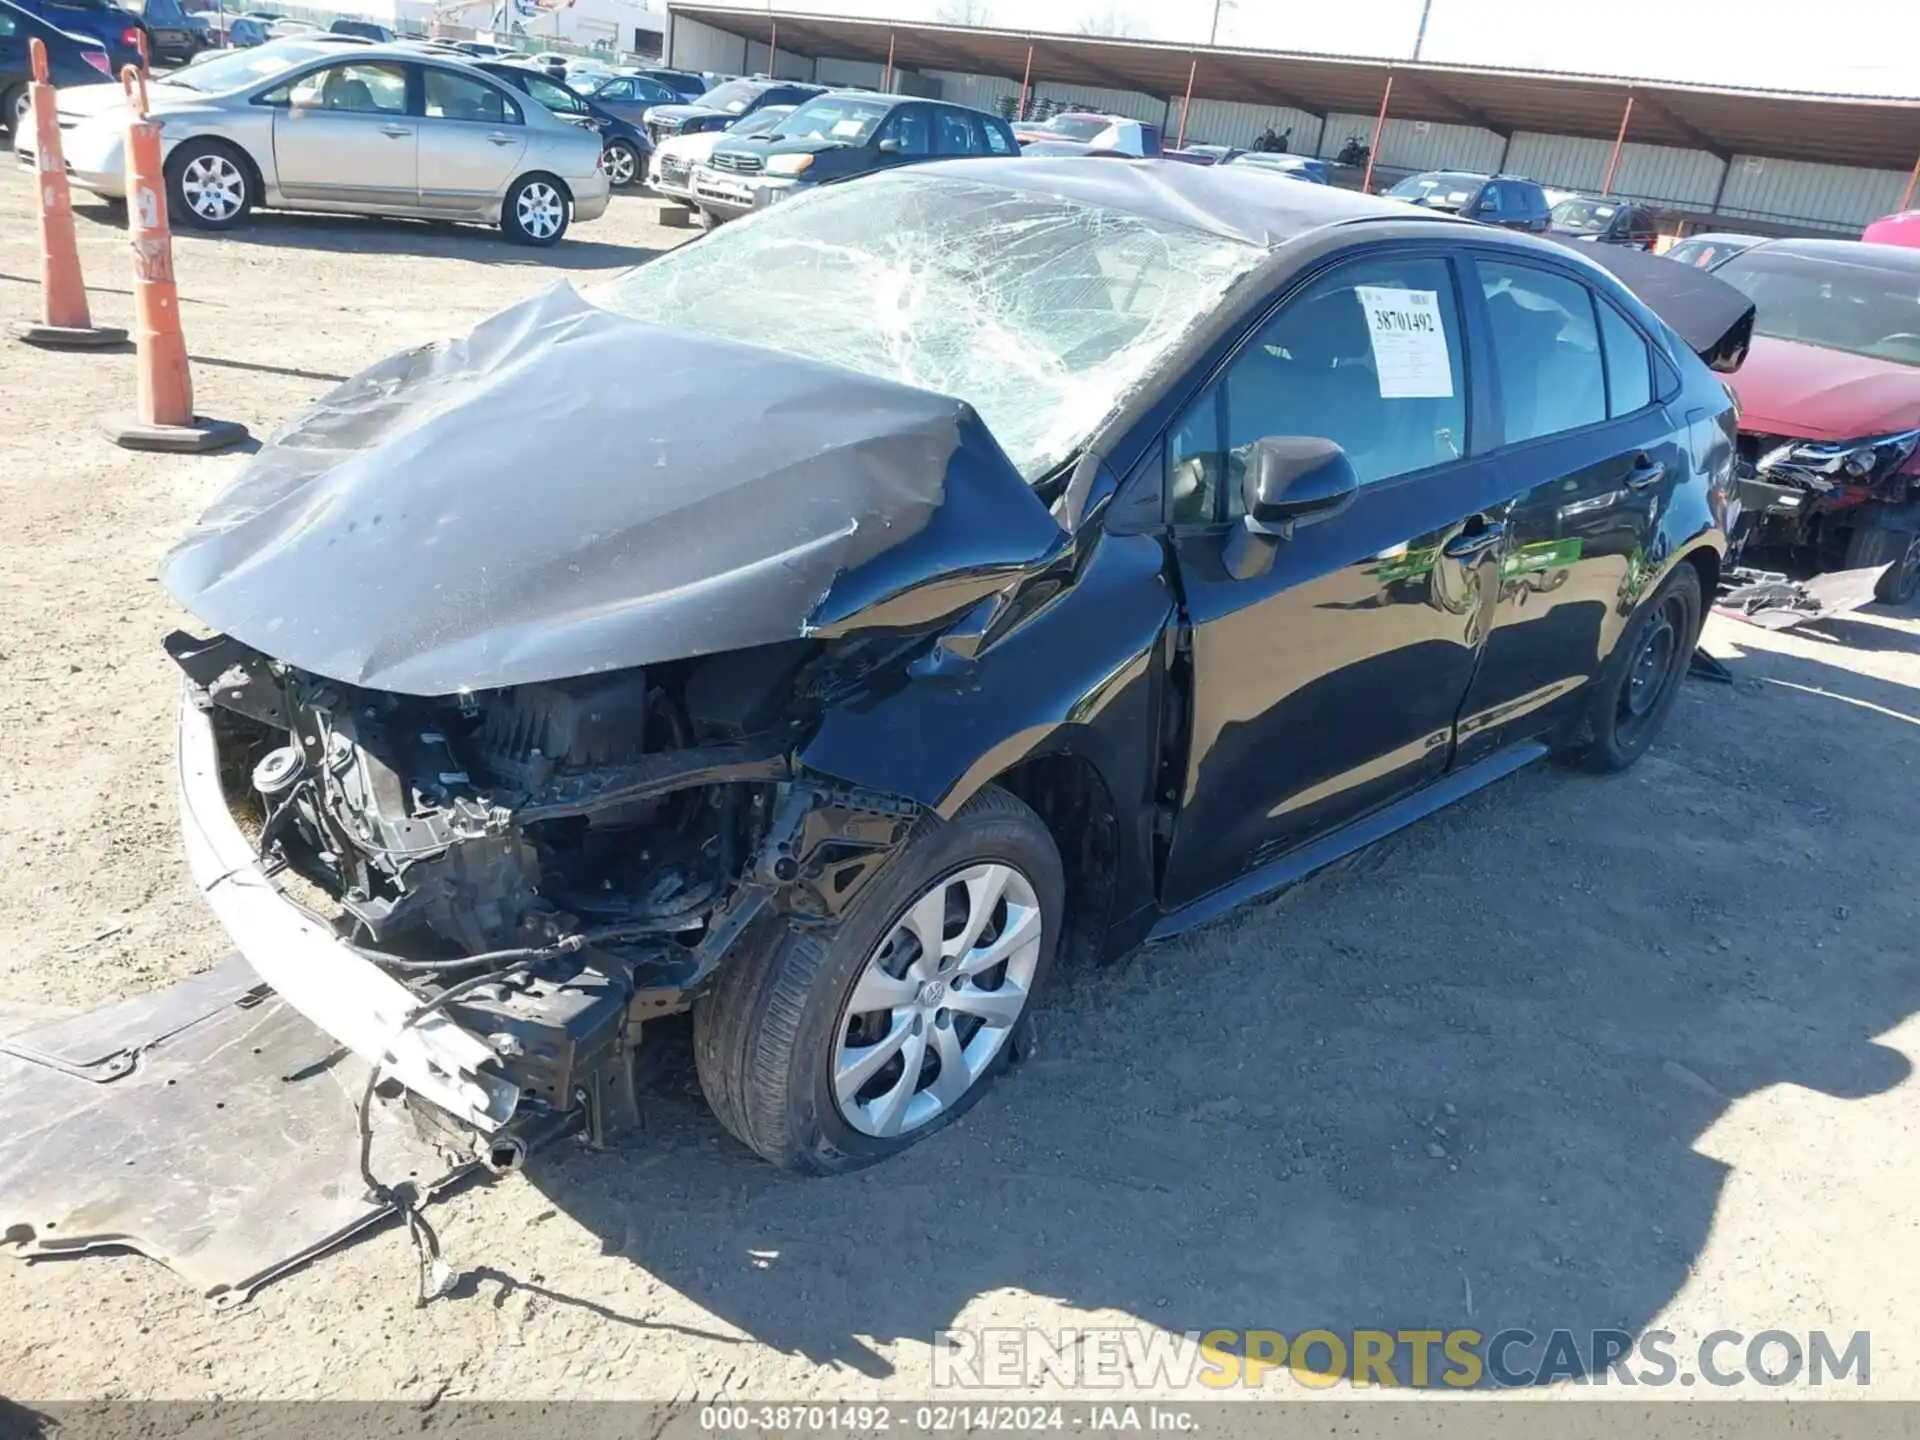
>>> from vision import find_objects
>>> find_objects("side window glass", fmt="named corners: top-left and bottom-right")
top-left (1597, 298), bottom-right (1653, 417)
top-left (984, 121), bottom-right (1015, 155)
top-left (1475, 184), bottom-right (1502, 215)
top-left (424, 69), bottom-right (518, 124)
top-left (0, 10), bottom-right (16, 31)
top-left (1221, 253), bottom-right (1467, 508)
top-left (1480, 260), bottom-right (1608, 442)
top-left (289, 62), bottom-right (407, 114)
top-left (934, 108), bottom-right (976, 155)
top-left (880, 106), bottom-right (930, 156)
top-left (1168, 385), bottom-right (1224, 525)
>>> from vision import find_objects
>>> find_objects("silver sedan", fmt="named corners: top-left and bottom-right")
top-left (28, 39), bottom-right (609, 245)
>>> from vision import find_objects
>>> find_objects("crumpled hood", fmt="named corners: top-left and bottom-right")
top-left (1727, 334), bottom-right (1920, 440)
top-left (161, 285), bottom-right (1064, 696)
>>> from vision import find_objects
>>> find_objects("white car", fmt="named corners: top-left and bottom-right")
top-left (646, 101), bottom-right (794, 206)
top-left (22, 39), bottom-right (609, 245)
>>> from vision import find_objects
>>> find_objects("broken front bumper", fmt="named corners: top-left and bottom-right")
top-left (175, 689), bottom-right (519, 1133)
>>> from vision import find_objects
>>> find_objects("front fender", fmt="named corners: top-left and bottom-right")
top-left (798, 530), bottom-right (1175, 899)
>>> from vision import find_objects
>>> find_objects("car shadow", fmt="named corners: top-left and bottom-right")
top-left (70, 202), bottom-right (652, 270)
top-left (502, 629), bottom-right (1920, 1387)
top-left (1797, 611), bottom-right (1920, 656)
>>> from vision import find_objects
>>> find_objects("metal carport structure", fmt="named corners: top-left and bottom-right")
top-left (666, 5), bottom-right (1920, 231)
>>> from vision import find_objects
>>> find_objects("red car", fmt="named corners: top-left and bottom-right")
top-left (1863, 210), bottom-right (1920, 249)
top-left (1714, 238), bottom-right (1920, 603)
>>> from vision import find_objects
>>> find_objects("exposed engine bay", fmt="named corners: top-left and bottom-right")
top-left (164, 629), bottom-right (917, 1148)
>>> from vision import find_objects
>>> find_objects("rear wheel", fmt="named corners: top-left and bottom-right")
top-left (501, 173), bottom-right (569, 246)
top-left (1844, 519), bottom-right (1920, 605)
top-left (164, 139), bottom-right (254, 230)
top-left (1568, 562), bottom-right (1702, 773)
top-left (602, 139), bottom-right (642, 189)
top-left (693, 785), bottom-right (1063, 1174)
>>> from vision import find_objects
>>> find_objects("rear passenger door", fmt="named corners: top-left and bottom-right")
top-left (415, 65), bottom-right (527, 213)
top-left (1452, 251), bottom-right (1679, 764)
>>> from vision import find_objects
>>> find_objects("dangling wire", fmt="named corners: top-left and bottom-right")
top-left (354, 963), bottom-right (527, 1307)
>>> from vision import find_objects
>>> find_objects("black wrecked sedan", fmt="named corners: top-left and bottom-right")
top-left (163, 161), bottom-right (1744, 1176)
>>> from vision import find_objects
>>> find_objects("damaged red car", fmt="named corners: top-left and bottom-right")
top-left (1714, 238), bottom-right (1920, 603)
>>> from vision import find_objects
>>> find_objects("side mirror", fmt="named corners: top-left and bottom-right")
top-left (1225, 437), bottom-right (1359, 580)
top-left (877, 137), bottom-right (902, 155)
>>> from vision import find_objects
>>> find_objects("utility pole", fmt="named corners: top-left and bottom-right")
top-left (1208, 0), bottom-right (1233, 46)
top-left (1411, 0), bottom-right (1434, 59)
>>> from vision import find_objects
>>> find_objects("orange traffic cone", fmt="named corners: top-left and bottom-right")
top-left (14, 38), bottom-right (127, 350)
top-left (97, 65), bottom-right (247, 454)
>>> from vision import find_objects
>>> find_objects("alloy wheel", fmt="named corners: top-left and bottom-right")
top-left (180, 153), bottom-right (244, 222)
top-left (11, 89), bottom-right (28, 138)
top-left (604, 143), bottom-right (637, 186)
top-left (516, 181), bottom-right (564, 240)
top-left (832, 862), bottom-right (1043, 1139)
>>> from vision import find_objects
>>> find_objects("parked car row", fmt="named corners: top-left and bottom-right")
top-left (14, 36), bottom-right (610, 243)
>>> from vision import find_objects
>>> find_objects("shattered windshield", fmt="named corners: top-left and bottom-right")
top-left (1717, 248), bottom-right (1920, 366)
top-left (590, 175), bottom-right (1265, 480)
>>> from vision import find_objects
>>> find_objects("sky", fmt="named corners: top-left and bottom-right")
top-left (743, 0), bottom-right (1920, 97)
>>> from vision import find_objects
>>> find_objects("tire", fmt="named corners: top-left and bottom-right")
top-left (1567, 562), bottom-right (1702, 773)
top-left (693, 784), bottom-right (1064, 1174)
top-left (501, 173), bottom-right (570, 246)
top-left (602, 139), bottom-right (642, 189)
top-left (163, 138), bottom-right (254, 231)
top-left (4, 84), bottom-right (26, 147)
top-left (1844, 519), bottom-right (1920, 606)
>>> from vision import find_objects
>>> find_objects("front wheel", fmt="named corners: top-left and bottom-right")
top-left (602, 139), bottom-right (642, 189)
top-left (1567, 562), bottom-right (1702, 773)
top-left (693, 785), bottom-right (1064, 1174)
top-left (501, 173), bottom-right (570, 246)
top-left (164, 138), bottom-right (254, 230)
top-left (1844, 520), bottom-right (1920, 605)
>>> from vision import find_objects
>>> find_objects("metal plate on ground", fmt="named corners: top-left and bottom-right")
top-left (0, 956), bottom-right (474, 1305)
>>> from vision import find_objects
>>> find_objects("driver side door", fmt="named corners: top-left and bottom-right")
top-left (1160, 246), bottom-right (1516, 909)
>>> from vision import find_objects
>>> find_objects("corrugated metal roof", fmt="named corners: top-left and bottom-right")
top-left (668, 3), bottom-right (1920, 173)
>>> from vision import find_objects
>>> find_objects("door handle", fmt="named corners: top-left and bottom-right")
top-left (1442, 519), bottom-right (1506, 560)
top-left (1625, 455), bottom-right (1667, 489)
top-left (380, 124), bottom-right (412, 138)
top-left (486, 132), bottom-right (514, 146)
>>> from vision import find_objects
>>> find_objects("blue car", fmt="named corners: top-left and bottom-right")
top-left (642, 76), bottom-right (822, 148)
top-left (624, 65), bottom-right (704, 101)
top-left (695, 90), bottom-right (1017, 223)
top-left (477, 59), bottom-right (652, 189)
top-left (1225, 152), bottom-right (1331, 184)
top-left (7, 0), bottom-right (143, 76)
top-left (2, 0), bottom-right (113, 136)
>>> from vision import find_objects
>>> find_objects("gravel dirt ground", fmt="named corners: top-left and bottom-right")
top-left (0, 163), bottom-right (1916, 1404)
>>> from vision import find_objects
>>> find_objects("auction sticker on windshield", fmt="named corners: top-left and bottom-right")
top-left (1354, 286), bottom-right (1453, 398)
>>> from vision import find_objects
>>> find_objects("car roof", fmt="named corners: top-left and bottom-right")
top-left (1749, 236), bottom-right (1920, 270)
top-left (1675, 231), bottom-right (1765, 245)
top-left (904, 156), bottom-right (1464, 248)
